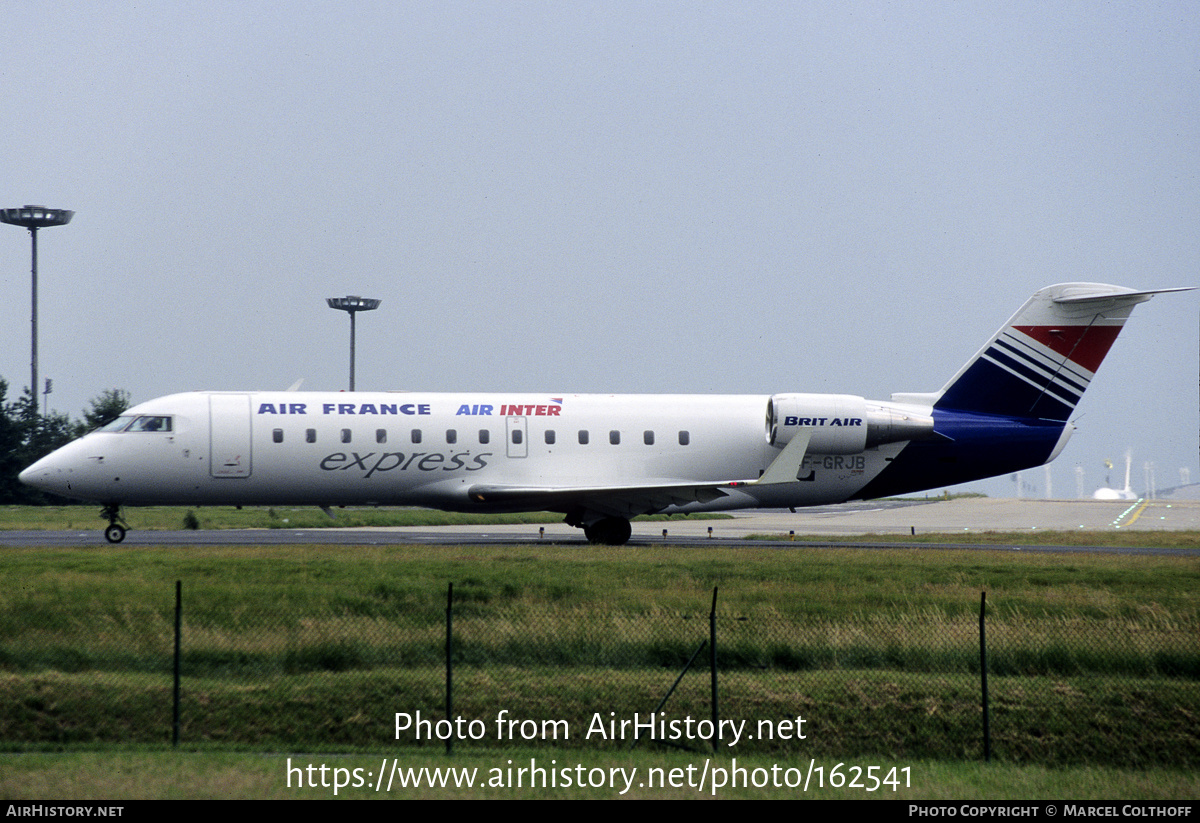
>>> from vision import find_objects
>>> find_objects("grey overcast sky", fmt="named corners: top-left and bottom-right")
top-left (2, 2), bottom-right (1197, 498)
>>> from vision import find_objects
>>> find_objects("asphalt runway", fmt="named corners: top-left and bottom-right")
top-left (2, 498), bottom-right (1197, 555)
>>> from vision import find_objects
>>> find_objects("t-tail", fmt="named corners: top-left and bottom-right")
top-left (933, 282), bottom-right (1185, 420)
top-left (857, 282), bottom-right (1191, 497)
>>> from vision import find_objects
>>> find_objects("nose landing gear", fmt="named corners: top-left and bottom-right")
top-left (101, 504), bottom-right (128, 543)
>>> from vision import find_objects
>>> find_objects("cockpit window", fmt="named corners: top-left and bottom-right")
top-left (96, 416), bottom-right (135, 433)
top-left (94, 415), bottom-right (173, 433)
top-left (126, 416), bottom-right (173, 433)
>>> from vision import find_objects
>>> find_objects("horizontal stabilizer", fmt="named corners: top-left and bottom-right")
top-left (1052, 285), bottom-right (1193, 304)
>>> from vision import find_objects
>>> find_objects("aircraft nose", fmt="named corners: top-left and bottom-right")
top-left (19, 453), bottom-right (62, 494)
top-left (19, 448), bottom-right (86, 498)
top-left (18, 437), bottom-right (129, 503)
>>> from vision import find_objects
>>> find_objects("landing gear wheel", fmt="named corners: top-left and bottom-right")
top-left (100, 504), bottom-right (128, 543)
top-left (583, 517), bottom-right (632, 546)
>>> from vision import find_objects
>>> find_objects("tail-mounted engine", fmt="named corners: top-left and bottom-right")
top-left (765, 393), bottom-right (935, 453)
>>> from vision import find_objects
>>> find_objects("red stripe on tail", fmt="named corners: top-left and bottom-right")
top-left (1013, 325), bottom-right (1122, 373)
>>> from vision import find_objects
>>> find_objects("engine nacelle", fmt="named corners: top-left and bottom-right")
top-left (766, 393), bottom-right (935, 453)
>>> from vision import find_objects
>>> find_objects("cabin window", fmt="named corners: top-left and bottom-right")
top-left (446, 429), bottom-right (457, 444)
top-left (411, 429), bottom-right (422, 444)
top-left (341, 429), bottom-right (351, 444)
top-left (578, 430), bottom-right (589, 445)
top-left (272, 428), bottom-right (284, 443)
top-left (479, 430), bottom-right (490, 444)
top-left (643, 430), bottom-right (654, 446)
top-left (512, 429), bottom-right (523, 445)
top-left (678, 430), bottom-right (690, 446)
top-left (306, 429), bottom-right (317, 443)
top-left (609, 430), bottom-right (620, 445)
top-left (376, 429), bottom-right (387, 444)
top-left (545, 430), bottom-right (556, 445)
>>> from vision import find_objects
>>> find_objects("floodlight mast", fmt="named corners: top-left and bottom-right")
top-left (0, 206), bottom-right (74, 409)
top-left (326, 295), bottom-right (381, 391)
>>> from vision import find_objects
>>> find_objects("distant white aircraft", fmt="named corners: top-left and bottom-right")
top-left (1093, 450), bottom-right (1136, 500)
top-left (20, 283), bottom-right (1190, 544)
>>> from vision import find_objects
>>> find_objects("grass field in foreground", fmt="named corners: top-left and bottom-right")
top-left (2, 541), bottom-right (1196, 618)
top-left (2, 751), bottom-right (1198, 800)
top-left (0, 540), bottom-right (1196, 797)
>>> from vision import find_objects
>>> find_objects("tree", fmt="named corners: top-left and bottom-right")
top-left (4, 385), bottom-right (77, 504)
top-left (0, 379), bottom-right (24, 504)
top-left (0, 379), bottom-right (132, 504)
top-left (80, 388), bottom-right (131, 434)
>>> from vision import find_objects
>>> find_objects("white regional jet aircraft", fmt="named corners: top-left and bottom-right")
top-left (19, 282), bottom-right (1189, 544)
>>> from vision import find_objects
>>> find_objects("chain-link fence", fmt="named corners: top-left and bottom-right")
top-left (1, 583), bottom-right (1196, 766)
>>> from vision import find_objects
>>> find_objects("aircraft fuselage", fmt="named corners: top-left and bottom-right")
top-left (19, 282), bottom-right (1188, 543)
top-left (28, 391), bottom-right (910, 512)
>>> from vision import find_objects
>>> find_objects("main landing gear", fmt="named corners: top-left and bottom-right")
top-left (101, 504), bottom-right (128, 543)
top-left (581, 517), bottom-right (632, 546)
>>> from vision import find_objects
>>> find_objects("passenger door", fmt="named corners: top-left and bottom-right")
top-left (209, 394), bottom-right (252, 478)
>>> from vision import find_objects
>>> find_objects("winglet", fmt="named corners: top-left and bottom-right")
top-left (755, 428), bottom-right (814, 485)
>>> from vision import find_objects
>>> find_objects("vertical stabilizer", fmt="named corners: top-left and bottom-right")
top-left (933, 283), bottom-right (1184, 421)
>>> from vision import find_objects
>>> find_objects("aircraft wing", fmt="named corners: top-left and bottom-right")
top-left (466, 481), bottom-right (733, 520)
top-left (467, 428), bottom-right (816, 519)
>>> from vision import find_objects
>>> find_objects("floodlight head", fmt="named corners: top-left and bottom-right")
top-left (0, 206), bottom-right (74, 230)
top-left (326, 295), bottom-right (382, 313)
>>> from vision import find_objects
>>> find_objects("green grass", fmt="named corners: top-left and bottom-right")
top-left (0, 542), bottom-right (1196, 616)
top-left (2, 751), bottom-right (1196, 800)
top-left (6, 665), bottom-right (1193, 767)
top-left (0, 504), bottom-right (726, 531)
top-left (749, 529), bottom-right (1200, 549)
top-left (0, 540), bottom-right (1196, 796)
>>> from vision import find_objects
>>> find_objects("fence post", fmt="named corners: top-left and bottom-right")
top-left (173, 580), bottom-right (182, 748)
top-left (446, 582), bottom-right (453, 756)
top-left (979, 591), bottom-right (990, 762)
top-left (709, 586), bottom-right (719, 752)
top-left (631, 640), bottom-right (707, 750)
